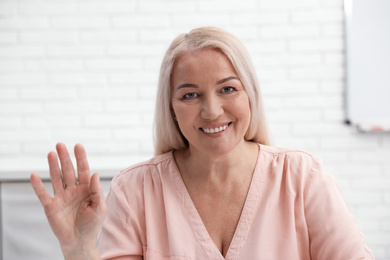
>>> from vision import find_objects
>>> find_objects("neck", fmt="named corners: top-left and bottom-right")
top-left (175, 141), bottom-right (259, 184)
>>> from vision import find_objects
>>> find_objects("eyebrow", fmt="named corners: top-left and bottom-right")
top-left (176, 83), bottom-right (198, 90)
top-left (176, 76), bottom-right (240, 91)
top-left (216, 76), bottom-right (240, 85)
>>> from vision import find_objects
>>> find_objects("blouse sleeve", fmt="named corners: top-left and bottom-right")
top-left (304, 158), bottom-right (375, 260)
top-left (97, 178), bottom-right (144, 260)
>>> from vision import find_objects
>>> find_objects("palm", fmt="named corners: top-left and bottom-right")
top-left (45, 185), bottom-right (97, 245)
top-left (31, 143), bottom-right (107, 251)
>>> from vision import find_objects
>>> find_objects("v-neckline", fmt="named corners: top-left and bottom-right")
top-left (170, 144), bottom-right (264, 260)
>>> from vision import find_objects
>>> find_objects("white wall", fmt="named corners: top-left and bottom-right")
top-left (0, 0), bottom-right (389, 258)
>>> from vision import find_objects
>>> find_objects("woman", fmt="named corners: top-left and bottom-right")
top-left (31, 27), bottom-right (374, 259)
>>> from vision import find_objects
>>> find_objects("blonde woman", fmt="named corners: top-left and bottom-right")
top-left (31, 27), bottom-right (374, 260)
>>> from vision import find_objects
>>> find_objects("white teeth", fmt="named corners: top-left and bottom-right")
top-left (202, 124), bottom-right (228, 134)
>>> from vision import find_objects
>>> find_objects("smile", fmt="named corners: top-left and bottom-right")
top-left (201, 124), bottom-right (229, 134)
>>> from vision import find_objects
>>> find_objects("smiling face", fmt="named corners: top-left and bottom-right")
top-left (171, 48), bottom-right (252, 157)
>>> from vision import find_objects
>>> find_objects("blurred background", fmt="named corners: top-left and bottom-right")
top-left (0, 0), bottom-right (389, 259)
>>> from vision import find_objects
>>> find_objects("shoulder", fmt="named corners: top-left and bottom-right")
top-left (258, 144), bottom-right (323, 181)
top-left (259, 144), bottom-right (321, 166)
top-left (111, 151), bottom-right (175, 187)
top-left (105, 151), bottom-right (176, 216)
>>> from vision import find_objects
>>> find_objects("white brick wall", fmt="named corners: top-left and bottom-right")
top-left (0, 0), bottom-right (389, 258)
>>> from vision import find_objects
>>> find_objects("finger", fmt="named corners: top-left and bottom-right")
top-left (47, 151), bottom-right (65, 194)
top-left (74, 143), bottom-right (91, 186)
top-left (30, 173), bottom-right (52, 208)
top-left (90, 173), bottom-right (106, 211)
top-left (56, 142), bottom-right (77, 187)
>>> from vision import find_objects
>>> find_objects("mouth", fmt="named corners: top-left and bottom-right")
top-left (200, 123), bottom-right (231, 134)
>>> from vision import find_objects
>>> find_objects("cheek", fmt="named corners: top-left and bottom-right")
top-left (172, 102), bottom-right (184, 119)
top-left (235, 95), bottom-right (251, 118)
top-left (234, 96), bottom-right (252, 133)
top-left (171, 102), bottom-right (195, 127)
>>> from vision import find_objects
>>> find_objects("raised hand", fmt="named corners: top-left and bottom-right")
top-left (30, 143), bottom-right (106, 259)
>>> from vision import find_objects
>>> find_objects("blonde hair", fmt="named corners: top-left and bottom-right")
top-left (154, 26), bottom-right (270, 155)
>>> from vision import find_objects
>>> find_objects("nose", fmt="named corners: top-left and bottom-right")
top-left (200, 95), bottom-right (224, 120)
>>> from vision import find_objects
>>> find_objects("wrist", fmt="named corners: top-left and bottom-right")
top-left (62, 243), bottom-right (101, 260)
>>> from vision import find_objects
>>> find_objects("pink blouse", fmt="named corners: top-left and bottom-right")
top-left (97, 144), bottom-right (374, 259)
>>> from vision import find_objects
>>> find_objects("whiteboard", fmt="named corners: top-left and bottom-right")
top-left (345, 0), bottom-right (390, 131)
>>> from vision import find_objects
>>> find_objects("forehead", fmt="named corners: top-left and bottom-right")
top-left (171, 48), bottom-right (238, 83)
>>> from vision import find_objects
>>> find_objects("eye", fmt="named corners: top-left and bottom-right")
top-left (183, 92), bottom-right (198, 99)
top-left (221, 86), bottom-right (235, 93)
